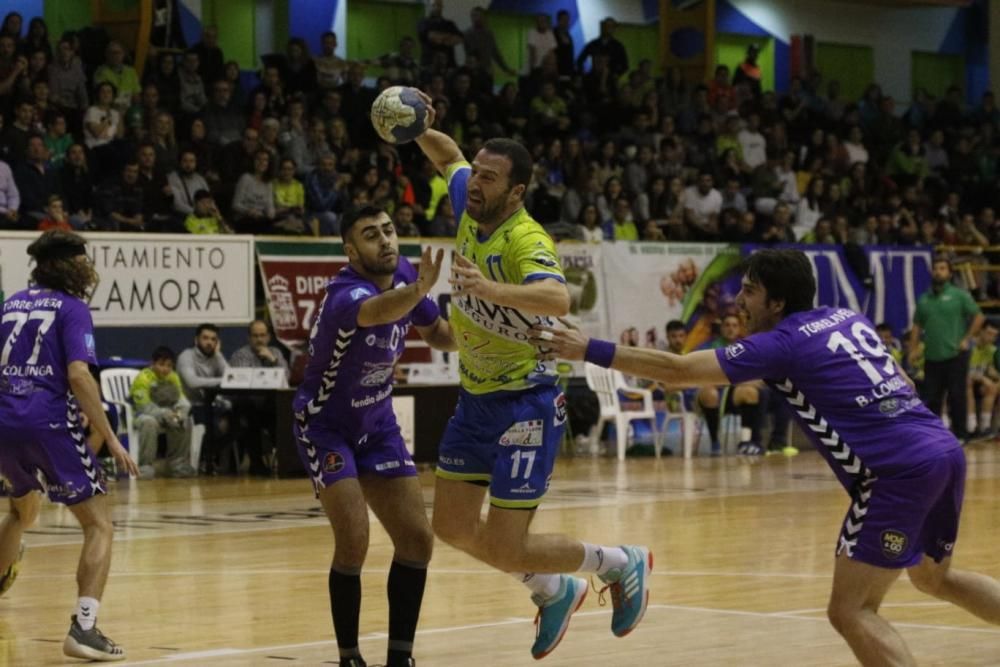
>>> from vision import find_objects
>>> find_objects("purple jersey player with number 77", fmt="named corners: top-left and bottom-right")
top-left (0, 230), bottom-right (139, 662)
top-left (532, 248), bottom-right (1000, 667)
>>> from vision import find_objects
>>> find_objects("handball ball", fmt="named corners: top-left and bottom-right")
top-left (370, 86), bottom-right (430, 144)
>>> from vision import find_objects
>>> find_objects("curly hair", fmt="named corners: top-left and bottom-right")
top-left (31, 256), bottom-right (98, 300)
top-left (28, 230), bottom-right (98, 299)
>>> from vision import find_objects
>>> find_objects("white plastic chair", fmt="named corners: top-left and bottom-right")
top-left (584, 364), bottom-right (658, 461)
top-left (660, 390), bottom-right (703, 458)
top-left (190, 422), bottom-right (205, 469)
top-left (99, 368), bottom-right (141, 464)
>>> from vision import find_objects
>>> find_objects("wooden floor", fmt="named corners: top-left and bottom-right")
top-left (4, 442), bottom-right (1000, 666)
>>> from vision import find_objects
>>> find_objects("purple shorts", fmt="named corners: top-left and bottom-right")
top-left (838, 446), bottom-right (965, 568)
top-left (294, 420), bottom-right (416, 497)
top-left (0, 421), bottom-right (106, 505)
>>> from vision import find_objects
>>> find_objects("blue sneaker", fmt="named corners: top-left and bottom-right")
top-left (531, 575), bottom-right (588, 660)
top-left (597, 545), bottom-right (653, 637)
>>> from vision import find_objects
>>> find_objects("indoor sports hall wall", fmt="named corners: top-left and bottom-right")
top-left (719, 0), bottom-right (988, 103)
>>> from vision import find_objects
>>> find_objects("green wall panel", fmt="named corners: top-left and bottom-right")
top-left (206, 0), bottom-right (257, 69)
top-left (45, 0), bottom-right (93, 46)
top-left (816, 42), bottom-right (874, 103)
top-left (346, 0), bottom-right (423, 67)
top-left (912, 50), bottom-right (964, 100)
top-left (617, 23), bottom-right (660, 75)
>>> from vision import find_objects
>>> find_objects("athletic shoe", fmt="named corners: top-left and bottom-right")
top-left (339, 658), bottom-right (367, 667)
top-left (737, 441), bottom-right (763, 456)
top-left (709, 441), bottom-right (722, 457)
top-left (138, 464), bottom-right (156, 480)
top-left (170, 461), bottom-right (197, 478)
top-left (63, 615), bottom-right (125, 662)
top-left (385, 657), bottom-right (416, 667)
top-left (531, 575), bottom-right (588, 659)
top-left (0, 542), bottom-right (24, 597)
top-left (596, 545), bottom-right (653, 637)
top-left (781, 445), bottom-right (799, 457)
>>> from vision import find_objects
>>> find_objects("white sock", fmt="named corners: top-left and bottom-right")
top-left (578, 543), bottom-right (628, 577)
top-left (76, 597), bottom-right (99, 630)
top-left (512, 572), bottom-right (561, 600)
top-left (968, 414), bottom-right (978, 432)
top-left (740, 426), bottom-right (753, 442)
top-left (981, 410), bottom-right (993, 430)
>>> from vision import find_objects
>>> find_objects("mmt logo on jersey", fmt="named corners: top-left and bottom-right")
top-left (725, 343), bottom-right (746, 360)
top-left (454, 293), bottom-right (539, 342)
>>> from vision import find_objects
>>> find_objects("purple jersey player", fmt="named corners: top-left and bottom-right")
top-left (292, 206), bottom-right (455, 667)
top-left (0, 230), bottom-right (138, 662)
top-left (536, 248), bottom-right (1000, 667)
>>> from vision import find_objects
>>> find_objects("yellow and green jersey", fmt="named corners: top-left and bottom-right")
top-left (970, 342), bottom-right (997, 376)
top-left (446, 161), bottom-right (565, 394)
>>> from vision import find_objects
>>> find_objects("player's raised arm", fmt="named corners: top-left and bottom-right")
top-left (415, 128), bottom-right (464, 176)
top-left (532, 320), bottom-right (730, 387)
top-left (412, 92), bottom-right (464, 175)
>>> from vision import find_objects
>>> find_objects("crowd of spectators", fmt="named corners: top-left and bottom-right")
top-left (2, 5), bottom-right (1000, 277)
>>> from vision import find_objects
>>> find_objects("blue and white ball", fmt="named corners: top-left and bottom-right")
top-left (370, 86), bottom-right (430, 144)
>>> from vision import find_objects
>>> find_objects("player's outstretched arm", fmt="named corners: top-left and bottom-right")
top-left (415, 317), bottom-right (457, 352)
top-left (68, 361), bottom-right (140, 477)
top-left (357, 247), bottom-right (445, 327)
top-left (451, 255), bottom-right (570, 316)
top-left (531, 320), bottom-right (730, 387)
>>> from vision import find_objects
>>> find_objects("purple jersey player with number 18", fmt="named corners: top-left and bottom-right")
top-left (535, 248), bottom-right (1000, 667)
top-left (0, 230), bottom-right (138, 663)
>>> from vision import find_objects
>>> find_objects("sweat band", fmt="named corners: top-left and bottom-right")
top-left (584, 339), bottom-right (616, 368)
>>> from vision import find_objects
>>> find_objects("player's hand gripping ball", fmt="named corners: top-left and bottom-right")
top-left (370, 86), bottom-right (430, 144)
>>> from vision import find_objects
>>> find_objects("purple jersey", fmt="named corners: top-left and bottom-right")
top-left (0, 288), bottom-right (97, 424)
top-left (716, 307), bottom-right (958, 489)
top-left (293, 257), bottom-right (439, 437)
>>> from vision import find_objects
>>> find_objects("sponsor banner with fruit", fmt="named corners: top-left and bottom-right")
top-left (556, 242), bottom-right (608, 341)
top-left (601, 243), bottom-right (932, 351)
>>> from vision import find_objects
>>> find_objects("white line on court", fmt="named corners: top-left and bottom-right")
top-left (116, 601), bottom-right (1000, 665)
top-left (16, 567), bottom-right (836, 580)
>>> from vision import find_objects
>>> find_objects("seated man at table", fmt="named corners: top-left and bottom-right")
top-left (228, 320), bottom-right (289, 476)
top-left (177, 323), bottom-right (234, 474)
top-left (130, 346), bottom-right (196, 479)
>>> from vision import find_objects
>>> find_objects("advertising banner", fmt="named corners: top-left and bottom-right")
top-left (557, 241), bottom-right (609, 341)
top-left (0, 232), bottom-right (255, 326)
top-left (255, 239), bottom-right (455, 363)
top-left (600, 243), bottom-right (932, 351)
top-left (601, 243), bottom-right (743, 351)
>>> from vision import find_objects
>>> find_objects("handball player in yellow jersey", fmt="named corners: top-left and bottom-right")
top-left (411, 93), bottom-right (652, 660)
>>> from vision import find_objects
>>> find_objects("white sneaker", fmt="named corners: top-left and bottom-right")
top-left (63, 615), bottom-right (125, 662)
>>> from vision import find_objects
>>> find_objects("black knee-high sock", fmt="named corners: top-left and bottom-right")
top-left (739, 402), bottom-right (762, 442)
top-left (386, 559), bottom-right (427, 667)
top-left (329, 566), bottom-right (362, 659)
top-left (703, 406), bottom-right (720, 443)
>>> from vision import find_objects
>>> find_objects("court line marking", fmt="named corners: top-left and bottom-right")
top-left (15, 567), bottom-right (836, 580)
top-left (22, 452), bottom-right (1000, 549)
top-left (117, 601), bottom-right (1000, 665)
top-left (776, 601), bottom-right (950, 616)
